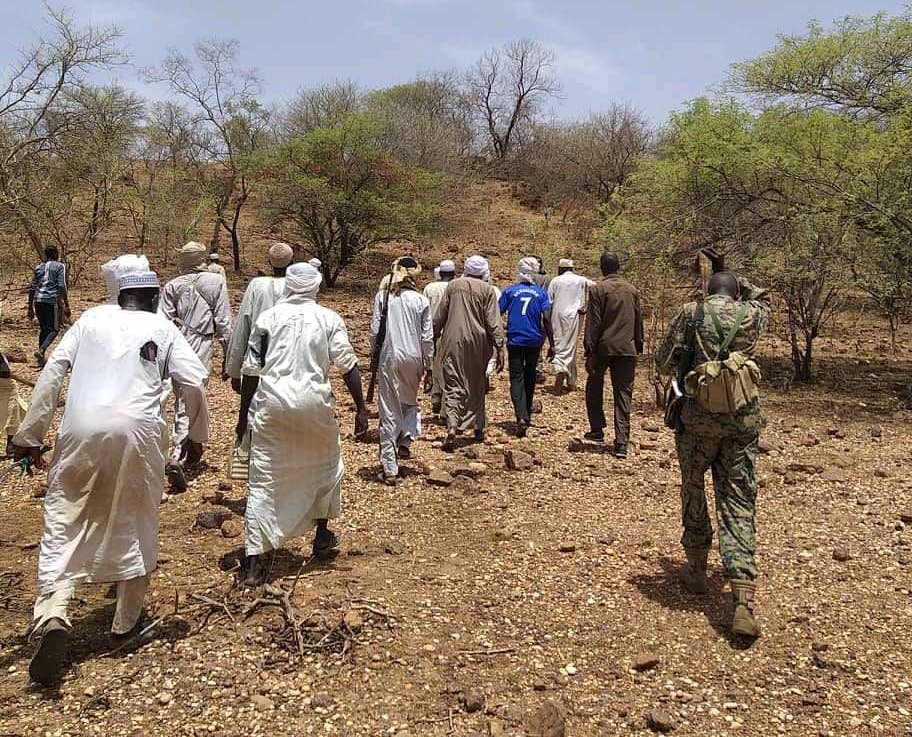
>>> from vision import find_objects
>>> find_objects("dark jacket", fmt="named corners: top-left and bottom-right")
top-left (584, 274), bottom-right (644, 358)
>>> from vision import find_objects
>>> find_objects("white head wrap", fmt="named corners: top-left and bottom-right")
top-left (268, 242), bottom-right (295, 268)
top-left (433, 267), bottom-right (440, 280)
top-left (118, 270), bottom-right (160, 291)
top-left (463, 255), bottom-right (490, 279)
top-left (284, 262), bottom-right (322, 299)
top-left (101, 254), bottom-right (150, 302)
top-left (439, 259), bottom-right (455, 274)
top-left (517, 256), bottom-right (540, 284)
top-left (559, 258), bottom-right (574, 269)
top-left (308, 257), bottom-right (322, 270)
top-left (209, 252), bottom-right (220, 261)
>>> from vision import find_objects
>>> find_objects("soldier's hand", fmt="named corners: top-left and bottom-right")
top-left (354, 408), bottom-right (370, 441)
top-left (700, 248), bottom-right (725, 273)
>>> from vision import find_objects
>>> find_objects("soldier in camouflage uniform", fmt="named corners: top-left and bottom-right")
top-left (655, 263), bottom-right (770, 638)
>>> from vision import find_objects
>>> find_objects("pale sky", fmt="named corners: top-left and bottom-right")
top-left (0, 1), bottom-right (905, 122)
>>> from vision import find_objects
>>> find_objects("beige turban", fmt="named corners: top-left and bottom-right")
top-left (463, 255), bottom-right (490, 279)
top-left (177, 241), bottom-right (208, 273)
top-left (268, 242), bottom-right (294, 268)
top-left (517, 256), bottom-right (540, 283)
top-left (559, 258), bottom-right (574, 269)
top-left (388, 256), bottom-right (421, 292)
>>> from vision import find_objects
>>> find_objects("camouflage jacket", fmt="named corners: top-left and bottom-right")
top-left (655, 277), bottom-right (771, 378)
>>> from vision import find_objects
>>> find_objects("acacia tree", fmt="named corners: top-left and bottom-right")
top-left (147, 40), bottom-right (269, 270)
top-left (465, 39), bottom-right (560, 161)
top-left (282, 81), bottom-right (362, 137)
top-left (0, 7), bottom-right (125, 266)
top-left (253, 113), bottom-right (441, 287)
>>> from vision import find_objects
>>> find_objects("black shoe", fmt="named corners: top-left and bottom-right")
top-left (516, 425), bottom-right (527, 438)
top-left (34, 350), bottom-right (46, 368)
top-left (443, 433), bottom-right (457, 452)
top-left (165, 462), bottom-right (187, 493)
top-left (612, 444), bottom-right (628, 459)
top-left (110, 617), bottom-right (158, 649)
top-left (473, 430), bottom-right (485, 443)
top-left (243, 553), bottom-right (268, 587)
top-left (583, 430), bottom-right (605, 442)
top-left (397, 445), bottom-right (411, 460)
top-left (29, 618), bottom-right (68, 686)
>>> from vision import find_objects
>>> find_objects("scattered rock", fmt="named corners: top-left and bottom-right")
top-left (4, 347), bottom-right (27, 363)
top-left (801, 436), bottom-right (820, 447)
top-left (533, 679), bottom-right (549, 691)
top-left (832, 547), bottom-right (851, 562)
top-left (493, 528), bottom-right (513, 542)
top-left (460, 688), bottom-right (485, 713)
top-left (639, 440), bottom-right (659, 451)
top-left (32, 484), bottom-right (48, 499)
top-left (524, 700), bottom-right (566, 737)
top-left (531, 399), bottom-right (543, 414)
top-left (220, 519), bottom-right (242, 539)
top-left (347, 545), bottom-right (365, 556)
top-left (900, 511), bottom-right (912, 525)
top-left (646, 708), bottom-right (677, 733)
top-left (217, 481), bottom-right (233, 492)
top-left (194, 510), bottom-right (232, 530)
top-left (757, 440), bottom-right (773, 454)
top-left (821, 468), bottom-right (849, 483)
top-left (558, 543), bottom-right (577, 553)
top-left (343, 610), bottom-right (364, 632)
top-left (505, 449), bottom-right (534, 471)
top-left (250, 695), bottom-right (275, 710)
top-left (553, 468), bottom-right (572, 479)
top-left (156, 691), bottom-right (172, 705)
top-left (384, 542), bottom-right (403, 555)
top-left (567, 437), bottom-right (586, 452)
top-left (632, 653), bottom-right (660, 672)
top-left (870, 426), bottom-right (883, 439)
top-left (874, 467), bottom-right (891, 479)
top-left (427, 469), bottom-right (455, 487)
top-left (311, 692), bottom-right (333, 709)
top-left (642, 421), bottom-right (661, 433)
top-left (487, 719), bottom-right (507, 737)
top-left (463, 447), bottom-right (479, 460)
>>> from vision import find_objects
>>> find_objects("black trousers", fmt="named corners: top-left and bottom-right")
top-left (508, 345), bottom-right (540, 423)
top-left (585, 355), bottom-right (637, 446)
top-left (35, 301), bottom-right (59, 354)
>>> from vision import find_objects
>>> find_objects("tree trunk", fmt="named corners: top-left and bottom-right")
top-left (791, 333), bottom-right (814, 383)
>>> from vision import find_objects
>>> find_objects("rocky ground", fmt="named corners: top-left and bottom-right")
top-left (1, 184), bottom-right (911, 736)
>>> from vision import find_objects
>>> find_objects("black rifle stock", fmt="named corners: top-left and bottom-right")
top-left (366, 273), bottom-right (394, 403)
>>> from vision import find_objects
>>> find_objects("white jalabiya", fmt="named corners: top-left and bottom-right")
top-left (242, 296), bottom-right (358, 555)
top-left (547, 271), bottom-right (594, 388)
top-left (13, 307), bottom-right (209, 604)
top-left (224, 276), bottom-right (286, 380)
top-left (486, 284), bottom-right (502, 377)
top-left (372, 289), bottom-right (433, 477)
top-left (422, 279), bottom-right (451, 410)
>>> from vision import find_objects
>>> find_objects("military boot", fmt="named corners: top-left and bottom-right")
top-left (730, 579), bottom-right (761, 638)
top-left (680, 547), bottom-right (709, 594)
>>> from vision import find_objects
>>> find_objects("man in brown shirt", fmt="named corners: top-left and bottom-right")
top-left (583, 252), bottom-right (644, 458)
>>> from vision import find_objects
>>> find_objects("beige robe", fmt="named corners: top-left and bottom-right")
top-left (434, 277), bottom-right (504, 433)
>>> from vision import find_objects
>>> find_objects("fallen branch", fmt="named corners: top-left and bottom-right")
top-left (458, 647), bottom-right (515, 656)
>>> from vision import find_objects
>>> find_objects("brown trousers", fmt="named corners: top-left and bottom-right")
top-left (585, 355), bottom-right (637, 446)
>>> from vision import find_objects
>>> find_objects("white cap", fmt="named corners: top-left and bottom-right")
top-left (118, 271), bottom-right (159, 290)
top-left (559, 258), bottom-right (574, 269)
top-left (209, 252), bottom-right (220, 260)
top-left (439, 259), bottom-right (456, 273)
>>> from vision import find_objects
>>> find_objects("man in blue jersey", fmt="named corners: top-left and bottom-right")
top-left (499, 257), bottom-right (554, 437)
top-left (27, 246), bottom-right (70, 367)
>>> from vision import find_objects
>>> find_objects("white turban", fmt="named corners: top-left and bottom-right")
top-left (284, 262), bottom-right (322, 299)
top-left (559, 258), bottom-right (574, 269)
top-left (268, 242), bottom-right (295, 268)
top-left (463, 255), bottom-right (490, 279)
top-left (517, 256), bottom-right (540, 283)
top-left (308, 257), bottom-right (322, 270)
top-left (439, 259), bottom-right (455, 273)
top-left (101, 254), bottom-right (150, 302)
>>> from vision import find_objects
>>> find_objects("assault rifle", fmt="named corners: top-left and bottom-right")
top-left (366, 267), bottom-right (395, 403)
top-left (663, 302), bottom-right (704, 432)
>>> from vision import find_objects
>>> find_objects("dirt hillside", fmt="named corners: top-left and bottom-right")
top-left (1, 181), bottom-right (910, 736)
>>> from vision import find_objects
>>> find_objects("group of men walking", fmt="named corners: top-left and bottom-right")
top-left (7, 241), bottom-right (770, 686)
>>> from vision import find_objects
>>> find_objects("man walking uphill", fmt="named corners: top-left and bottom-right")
top-left (499, 257), bottom-right (554, 437)
top-left (548, 258), bottom-right (593, 392)
top-left (27, 246), bottom-right (70, 367)
top-left (373, 257), bottom-right (434, 485)
top-left (583, 252), bottom-right (644, 458)
top-left (655, 250), bottom-right (770, 638)
top-left (434, 255), bottom-right (504, 451)
top-left (12, 270), bottom-right (209, 685)
top-left (160, 241), bottom-right (232, 491)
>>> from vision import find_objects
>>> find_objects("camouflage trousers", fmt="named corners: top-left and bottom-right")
top-left (675, 401), bottom-right (763, 580)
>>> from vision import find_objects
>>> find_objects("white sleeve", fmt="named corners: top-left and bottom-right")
top-left (420, 299), bottom-right (434, 367)
top-left (328, 314), bottom-right (358, 374)
top-left (13, 322), bottom-right (81, 447)
top-left (166, 328), bottom-right (209, 444)
top-left (224, 284), bottom-right (255, 379)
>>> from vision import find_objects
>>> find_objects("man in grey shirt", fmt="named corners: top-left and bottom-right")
top-left (28, 246), bottom-right (70, 366)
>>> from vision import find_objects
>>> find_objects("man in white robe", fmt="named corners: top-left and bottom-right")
top-left (548, 258), bottom-right (594, 392)
top-left (207, 252), bottom-right (227, 280)
top-left (373, 257), bottom-right (433, 484)
top-left (225, 243), bottom-right (294, 392)
top-left (422, 259), bottom-right (455, 416)
top-left (159, 241), bottom-right (231, 490)
top-left (12, 270), bottom-right (209, 685)
top-left (236, 263), bottom-right (368, 586)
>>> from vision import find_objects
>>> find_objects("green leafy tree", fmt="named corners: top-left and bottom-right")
top-left (254, 113), bottom-right (441, 287)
